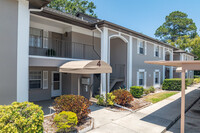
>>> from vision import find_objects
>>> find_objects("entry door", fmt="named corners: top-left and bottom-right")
top-left (51, 72), bottom-right (62, 97)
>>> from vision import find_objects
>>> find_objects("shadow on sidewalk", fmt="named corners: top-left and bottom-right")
top-left (140, 89), bottom-right (200, 132)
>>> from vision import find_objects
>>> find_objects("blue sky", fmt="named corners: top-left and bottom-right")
top-left (90, 0), bottom-right (200, 38)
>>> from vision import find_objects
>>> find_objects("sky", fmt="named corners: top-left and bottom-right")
top-left (90, 0), bottom-right (200, 38)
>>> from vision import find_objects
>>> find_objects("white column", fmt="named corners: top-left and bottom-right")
top-left (163, 47), bottom-right (165, 81)
top-left (17, 0), bottom-right (30, 102)
top-left (170, 50), bottom-right (173, 79)
top-left (127, 36), bottom-right (133, 91)
top-left (100, 27), bottom-right (108, 97)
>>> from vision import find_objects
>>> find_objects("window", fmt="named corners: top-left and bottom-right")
top-left (139, 72), bottom-right (144, 86)
top-left (155, 72), bottom-right (159, 84)
top-left (155, 45), bottom-right (159, 57)
top-left (139, 41), bottom-right (145, 54)
top-left (29, 27), bottom-right (43, 48)
top-left (29, 71), bottom-right (42, 89)
top-left (137, 69), bottom-right (146, 87)
top-left (154, 70), bottom-right (160, 87)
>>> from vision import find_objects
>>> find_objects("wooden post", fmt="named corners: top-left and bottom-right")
top-left (181, 69), bottom-right (186, 133)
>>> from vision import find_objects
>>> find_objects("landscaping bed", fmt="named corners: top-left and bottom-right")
top-left (43, 114), bottom-right (94, 133)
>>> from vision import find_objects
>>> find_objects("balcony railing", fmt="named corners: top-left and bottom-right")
top-left (29, 36), bottom-right (100, 60)
top-left (110, 64), bottom-right (126, 79)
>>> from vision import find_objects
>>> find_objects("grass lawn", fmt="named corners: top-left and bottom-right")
top-left (144, 91), bottom-right (178, 104)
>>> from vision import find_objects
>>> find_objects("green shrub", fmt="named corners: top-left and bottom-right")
top-left (194, 75), bottom-right (200, 78)
top-left (54, 111), bottom-right (78, 132)
top-left (130, 86), bottom-right (144, 98)
top-left (112, 89), bottom-right (134, 106)
top-left (162, 78), bottom-right (189, 91)
top-left (149, 86), bottom-right (155, 93)
top-left (95, 93), bottom-right (116, 106)
top-left (193, 78), bottom-right (200, 84)
top-left (187, 79), bottom-right (194, 86)
top-left (95, 95), bottom-right (105, 106)
top-left (54, 95), bottom-right (91, 122)
top-left (0, 102), bottom-right (44, 133)
top-left (144, 89), bottom-right (150, 95)
top-left (106, 93), bottom-right (116, 106)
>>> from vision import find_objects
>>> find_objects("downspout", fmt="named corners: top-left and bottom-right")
top-left (29, 7), bottom-right (44, 12)
top-left (95, 24), bottom-right (102, 33)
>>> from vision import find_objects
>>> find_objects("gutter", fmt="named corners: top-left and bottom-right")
top-left (29, 7), bottom-right (44, 12)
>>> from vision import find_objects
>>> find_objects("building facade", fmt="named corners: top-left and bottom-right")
top-left (0, 0), bottom-right (194, 104)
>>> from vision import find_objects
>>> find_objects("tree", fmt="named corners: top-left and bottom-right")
top-left (168, 35), bottom-right (191, 51)
top-left (170, 35), bottom-right (200, 60)
top-left (48, 0), bottom-right (97, 17)
top-left (188, 36), bottom-right (200, 60)
top-left (155, 11), bottom-right (197, 43)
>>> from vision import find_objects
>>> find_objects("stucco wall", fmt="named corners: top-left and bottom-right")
top-left (29, 67), bottom-right (57, 101)
top-left (29, 67), bottom-right (93, 101)
top-left (132, 38), bottom-right (163, 88)
top-left (0, 0), bottom-right (18, 104)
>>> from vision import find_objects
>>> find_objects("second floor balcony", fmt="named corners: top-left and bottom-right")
top-left (29, 36), bottom-right (100, 60)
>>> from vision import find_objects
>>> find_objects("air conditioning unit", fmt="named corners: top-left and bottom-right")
top-left (81, 78), bottom-right (91, 85)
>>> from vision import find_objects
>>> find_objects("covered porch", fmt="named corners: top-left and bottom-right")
top-left (29, 59), bottom-right (111, 102)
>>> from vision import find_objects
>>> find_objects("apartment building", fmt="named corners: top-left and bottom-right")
top-left (0, 0), bottom-right (194, 104)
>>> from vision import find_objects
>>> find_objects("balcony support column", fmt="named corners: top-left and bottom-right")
top-left (16, 0), bottom-right (30, 102)
top-left (100, 27), bottom-right (108, 97)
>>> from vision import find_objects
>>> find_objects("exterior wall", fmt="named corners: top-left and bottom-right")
top-left (29, 67), bottom-right (93, 101)
top-left (132, 39), bottom-right (163, 88)
top-left (29, 67), bottom-right (57, 101)
top-left (0, 0), bottom-right (19, 104)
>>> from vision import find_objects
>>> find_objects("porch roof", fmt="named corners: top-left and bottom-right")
top-left (144, 60), bottom-right (200, 70)
top-left (59, 60), bottom-right (112, 74)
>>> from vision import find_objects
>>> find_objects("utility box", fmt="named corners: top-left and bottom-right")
top-left (81, 78), bottom-right (91, 85)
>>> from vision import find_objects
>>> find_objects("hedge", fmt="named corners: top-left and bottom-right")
top-left (130, 86), bottom-right (144, 98)
top-left (162, 78), bottom-right (190, 91)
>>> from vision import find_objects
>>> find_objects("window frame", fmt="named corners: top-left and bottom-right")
top-left (154, 45), bottom-right (159, 57)
top-left (139, 41), bottom-right (145, 55)
top-left (154, 70), bottom-right (160, 88)
top-left (29, 27), bottom-right (43, 48)
top-left (137, 69), bottom-right (146, 88)
top-left (29, 70), bottom-right (42, 89)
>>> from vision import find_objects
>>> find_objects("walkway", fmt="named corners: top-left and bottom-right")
top-left (88, 84), bottom-right (200, 133)
top-left (166, 98), bottom-right (200, 133)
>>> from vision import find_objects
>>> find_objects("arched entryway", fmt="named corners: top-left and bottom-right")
top-left (108, 35), bottom-right (128, 91)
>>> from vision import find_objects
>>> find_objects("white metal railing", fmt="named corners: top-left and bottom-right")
top-left (29, 36), bottom-right (100, 60)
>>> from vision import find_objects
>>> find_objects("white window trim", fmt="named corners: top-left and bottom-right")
top-left (154, 44), bottom-right (160, 57)
top-left (153, 70), bottom-right (161, 88)
top-left (43, 71), bottom-right (48, 89)
top-left (144, 41), bottom-right (147, 55)
top-left (29, 70), bottom-right (42, 89)
top-left (137, 69), bottom-right (147, 88)
top-left (137, 39), bottom-right (146, 55)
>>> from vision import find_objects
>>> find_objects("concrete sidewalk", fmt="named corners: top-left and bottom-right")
top-left (88, 84), bottom-right (200, 133)
top-left (166, 97), bottom-right (200, 133)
